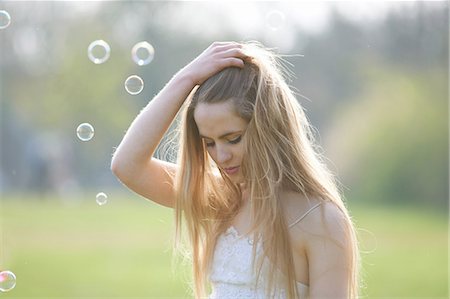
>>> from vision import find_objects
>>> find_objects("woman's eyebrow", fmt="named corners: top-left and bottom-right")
top-left (200, 131), bottom-right (242, 140)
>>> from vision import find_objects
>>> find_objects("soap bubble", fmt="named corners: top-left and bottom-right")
top-left (357, 228), bottom-right (378, 254)
top-left (0, 270), bottom-right (16, 292)
top-left (87, 40), bottom-right (111, 64)
top-left (266, 10), bottom-right (285, 31)
top-left (76, 123), bottom-right (95, 141)
top-left (124, 75), bottom-right (144, 95)
top-left (131, 41), bottom-right (155, 66)
top-left (0, 10), bottom-right (11, 29)
top-left (96, 192), bottom-right (108, 206)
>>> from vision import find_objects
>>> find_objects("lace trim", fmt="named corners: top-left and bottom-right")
top-left (224, 226), bottom-right (309, 289)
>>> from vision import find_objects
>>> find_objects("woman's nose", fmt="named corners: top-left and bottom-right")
top-left (216, 146), bottom-right (232, 164)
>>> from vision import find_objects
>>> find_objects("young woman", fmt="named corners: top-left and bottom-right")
top-left (111, 41), bottom-right (360, 299)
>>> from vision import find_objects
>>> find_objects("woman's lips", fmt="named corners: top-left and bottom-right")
top-left (224, 166), bottom-right (239, 175)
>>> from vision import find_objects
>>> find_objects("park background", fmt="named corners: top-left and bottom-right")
top-left (0, 1), bottom-right (448, 298)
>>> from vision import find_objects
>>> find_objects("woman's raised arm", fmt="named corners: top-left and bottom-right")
top-left (111, 42), bottom-right (248, 208)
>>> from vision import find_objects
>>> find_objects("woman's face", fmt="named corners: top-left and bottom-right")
top-left (194, 101), bottom-right (248, 184)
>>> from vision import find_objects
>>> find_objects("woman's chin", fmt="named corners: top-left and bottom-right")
top-left (230, 175), bottom-right (245, 185)
top-left (221, 172), bottom-right (244, 184)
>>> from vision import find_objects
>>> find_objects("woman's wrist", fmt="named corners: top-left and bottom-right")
top-left (172, 67), bottom-right (198, 89)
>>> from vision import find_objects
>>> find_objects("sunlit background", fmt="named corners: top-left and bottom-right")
top-left (0, 1), bottom-right (448, 298)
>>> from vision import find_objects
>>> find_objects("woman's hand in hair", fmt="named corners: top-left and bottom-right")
top-left (180, 41), bottom-right (249, 86)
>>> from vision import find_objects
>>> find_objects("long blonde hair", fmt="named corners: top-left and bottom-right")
top-left (174, 42), bottom-right (360, 298)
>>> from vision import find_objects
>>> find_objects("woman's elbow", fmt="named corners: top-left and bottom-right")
top-left (110, 154), bottom-right (128, 181)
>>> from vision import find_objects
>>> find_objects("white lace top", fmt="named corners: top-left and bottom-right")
top-left (208, 225), bottom-right (309, 299)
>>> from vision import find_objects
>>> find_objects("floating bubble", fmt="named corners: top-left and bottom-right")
top-left (0, 10), bottom-right (11, 29)
top-left (131, 41), bottom-right (155, 66)
top-left (124, 75), bottom-right (144, 95)
top-left (0, 270), bottom-right (16, 292)
top-left (96, 192), bottom-right (108, 206)
top-left (76, 123), bottom-right (95, 141)
top-left (357, 228), bottom-right (378, 254)
top-left (266, 10), bottom-right (285, 31)
top-left (87, 40), bottom-right (111, 64)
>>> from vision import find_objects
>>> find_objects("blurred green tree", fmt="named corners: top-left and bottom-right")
top-left (326, 63), bottom-right (448, 210)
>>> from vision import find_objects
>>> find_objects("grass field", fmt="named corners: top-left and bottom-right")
top-left (0, 193), bottom-right (447, 298)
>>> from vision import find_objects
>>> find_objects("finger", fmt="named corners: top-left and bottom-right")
top-left (211, 41), bottom-right (240, 47)
top-left (218, 57), bottom-right (245, 69)
top-left (212, 42), bottom-right (243, 54)
top-left (220, 47), bottom-right (249, 60)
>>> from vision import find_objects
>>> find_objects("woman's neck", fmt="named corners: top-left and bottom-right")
top-left (239, 183), bottom-right (250, 202)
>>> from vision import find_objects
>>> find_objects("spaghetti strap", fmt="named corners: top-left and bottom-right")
top-left (288, 202), bottom-right (322, 228)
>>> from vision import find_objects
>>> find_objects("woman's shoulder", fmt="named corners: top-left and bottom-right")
top-left (283, 193), bottom-right (347, 246)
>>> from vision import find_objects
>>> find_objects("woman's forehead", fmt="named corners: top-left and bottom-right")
top-left (194, 102), bottom-right (247, 139)
top-left (194, 101), bottom-right (235, 121)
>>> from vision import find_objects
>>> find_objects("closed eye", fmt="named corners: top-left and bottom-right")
top-left (229, 136), bottom-right (242, 144)
top-left (204, 136), bottom-right (241, 147)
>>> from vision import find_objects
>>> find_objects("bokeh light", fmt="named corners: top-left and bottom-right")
top-left (0, 270), bottom-right (16, 292)
top-left (124, 75), bottom-right (144, 95)
top-left (76, 123), bottom-right (95, 141)
top-left (0, 10), bottom-right (11, 29)
top-left (96, 192), bottom-right (108, 205)
top-left (265, 10), bottom-right (285, 31)
top-left (131, 41), bottom-right (155, 66)
top-left (87, 40), bottom-right (111, 64)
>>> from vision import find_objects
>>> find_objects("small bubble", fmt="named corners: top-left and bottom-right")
top-left (0, 10), bottom-right (11, 29)
top-left (357, 228), bottom-right (378, 254)
top-left (0, 270), bottom-right (16, 292)
top-left (124, 75), bottom-right (144, 95)
top-left (131, 41), bottom-right (155, 66)
top-left (76, 123), bottom-right (95, 142)
top-left (266, 10), bottom-right (285, 31)
top-left (87, 40), bottom-right (111, 64)
top-left (96, 192), bottom-right (108, 206)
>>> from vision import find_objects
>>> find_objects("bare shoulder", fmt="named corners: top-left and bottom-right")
top-left (303, 201), bottom-right (346, 234)
top-left (302, 200), bottom-right (354, 297)
top-left (284, 194), bottom-right (349, 249)
top-left (285, 194), bottom-right (354, 296)
top-left (296, 199), bottom-right (353, 269)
